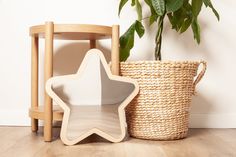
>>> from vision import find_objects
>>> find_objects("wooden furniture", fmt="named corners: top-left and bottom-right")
top-left (46, 49), bottom-right (139, 145)
top-left (29, 22), bottom-right (120, 142)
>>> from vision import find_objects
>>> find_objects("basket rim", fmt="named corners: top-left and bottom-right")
top-left (120, 60), bottom-right (204, 64)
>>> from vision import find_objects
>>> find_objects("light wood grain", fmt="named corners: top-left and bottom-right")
top-left (44, 21), bottom-right (54, 141)
top-left (31, 36), bottom-right (39, 132)
top-left (45, 49), bottom-right (138, 145)
top-left (66, 105), bottom-right (121, 140)
top-left (29, 22), bottom-right (120, 142)
top-left (0, 128), bottom-right (236, 157)
top-left (111, 25), bottom-right (119, 75)
top-left (90, 40), bottom-right (96, 48)
top-left (29, 24), bottom-right (112, 40)
top-left (28, 105), bottom-right (63, 121)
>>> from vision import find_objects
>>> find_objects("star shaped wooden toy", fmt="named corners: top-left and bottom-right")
top-left (46, 49), bottom-right (139, 145)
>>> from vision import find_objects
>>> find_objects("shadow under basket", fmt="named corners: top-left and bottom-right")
top-left (120, 60), bottom-right (207, 140)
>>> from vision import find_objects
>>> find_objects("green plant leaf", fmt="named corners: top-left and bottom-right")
top-left (151, 0), bottom-right (165, 16)
top-left (131, 0), bottom-right (135, 6)
top-left (120, 23), bottom-right (135, 49)
top-left (135, 0), bottom-right (142, 21)
top-left (144, 0), bottom-right (156, 14)
top-left (191, 18), bottom-right (201, 44)
top-left (118, 0), bottom-right (129, 16)
top-left (149, 14), bottom-right (158, 25)
top-left (135, 20), bottom-right (145, 37)
top-left (192, 0), bottom-right (203, 17)
top-left (167, 13), bottom-right (175, 28)
top-left (144, 0), bottom-right (158, 25)
top-left (144, 0), bottom-right (152, 7)
top-left (203, 0), bottom-right (220, 21)
top-left (120, 47), bottom-right (131, 61)
top-left (119, 23), bottom-right (136, 61)
top-left (166, 0), bottom-right (184, 12)
top-left (180, 17), bottom-right (192, 33)
top-left (168, 8), bottom-right (184, 31)
top-left (182, 1), bottom-right (192, 17)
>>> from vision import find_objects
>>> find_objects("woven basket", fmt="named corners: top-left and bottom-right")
top-left (120, 61), bottom-right (206, 140)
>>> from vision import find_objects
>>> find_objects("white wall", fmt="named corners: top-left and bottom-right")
top-left (0, 0), bottom-right (235, 127)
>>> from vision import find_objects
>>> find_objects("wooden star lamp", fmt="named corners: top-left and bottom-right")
top-left (46, 49), bottom-right (139, 145)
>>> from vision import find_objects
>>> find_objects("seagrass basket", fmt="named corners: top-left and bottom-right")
top-left (120, 61), bottom-right (206, 140)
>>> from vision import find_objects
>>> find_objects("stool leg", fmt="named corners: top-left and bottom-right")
top-left (111, 25), bottom-right (120, 75)
top-left (90, 40), bottom-right (96, 49)
top-left (31, 36), bottom-right (39, 132)
top-left (44, 21), bottom-right (54, 142)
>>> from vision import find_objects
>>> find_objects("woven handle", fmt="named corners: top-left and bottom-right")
top-left (193, 61), bottom-right (207, 93)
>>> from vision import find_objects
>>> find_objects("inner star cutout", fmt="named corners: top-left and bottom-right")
top-left (46, 49), bottom-right (139, 145)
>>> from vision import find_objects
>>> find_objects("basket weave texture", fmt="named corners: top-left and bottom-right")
top-left (120, 61), bottom-right (206, 140)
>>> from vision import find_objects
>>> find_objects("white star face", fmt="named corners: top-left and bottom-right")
top-left (46, 49), bottom-right (139, 145)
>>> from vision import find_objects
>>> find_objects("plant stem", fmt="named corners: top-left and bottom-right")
top-left (155, 14), bottom-right (166, 61)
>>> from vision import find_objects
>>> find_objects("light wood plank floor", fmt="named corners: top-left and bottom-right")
top-left (0, 127), bottom-right (236, 157)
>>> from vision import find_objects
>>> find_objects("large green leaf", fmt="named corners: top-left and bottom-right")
top-left (180, 17), bottom-right (192, 33)
top-left (135, 20), bottom-right (145, 37)
top-left (191, 18), bottom-right (201, 44)
top-left (151, 0), bottom-right (165, 16)
top-left (203, 0), bottom-right (220, 21)
top-left (179, 1), bottom-right (193, 33)
top-left (144, 0), bottom-right (152, 7)
top-left (144, 0), bottom-right (156, 14)
top-left (120, 23), bottom-right (135, 49)
top-left (135, 0), bottom-right (142, 21)
top-left (182, 1), bottom-right (192, 17)
top-left (167, 13), bottom-right (175, 28)
top-left (149, 14), bottom-right (158, 25)
top-left (119, 23), bottom-right (136, 61)
top-left (166, 0), bottom-right (184, 12)
top-left (192, 0), bottom-right (203, 17)
top-left (144, 0), bottom-right (158, 25)
top-left (168, 1), bottom-right (194, 34)
top-left (120, 47), bottom-right (131, 61)
top-left (118, 0), bottom-right (129, 16)
top-left (168, 8), bottom-right (184, 31)
top-left (131, 0), bottom-right (135, 6)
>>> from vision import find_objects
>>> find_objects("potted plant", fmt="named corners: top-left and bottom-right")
top-left (118, 0), bottom-right (219, 140)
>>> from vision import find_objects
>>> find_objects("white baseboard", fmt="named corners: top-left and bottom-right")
top-left (0, 109), bottom-right (30, 126)
top-left (0, 110), bottom-right (236, 128)
top-left (189, 113), bottom-right (236, 128)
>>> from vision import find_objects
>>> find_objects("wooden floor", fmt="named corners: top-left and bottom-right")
top-left (0, 127), bottom-right (236, 157)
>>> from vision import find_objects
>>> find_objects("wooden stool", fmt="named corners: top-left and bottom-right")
top-left (29, 21), bottom-right (120, 142)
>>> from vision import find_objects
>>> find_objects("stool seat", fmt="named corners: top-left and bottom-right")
top-left (30, 24), bottom-right (112, 40)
